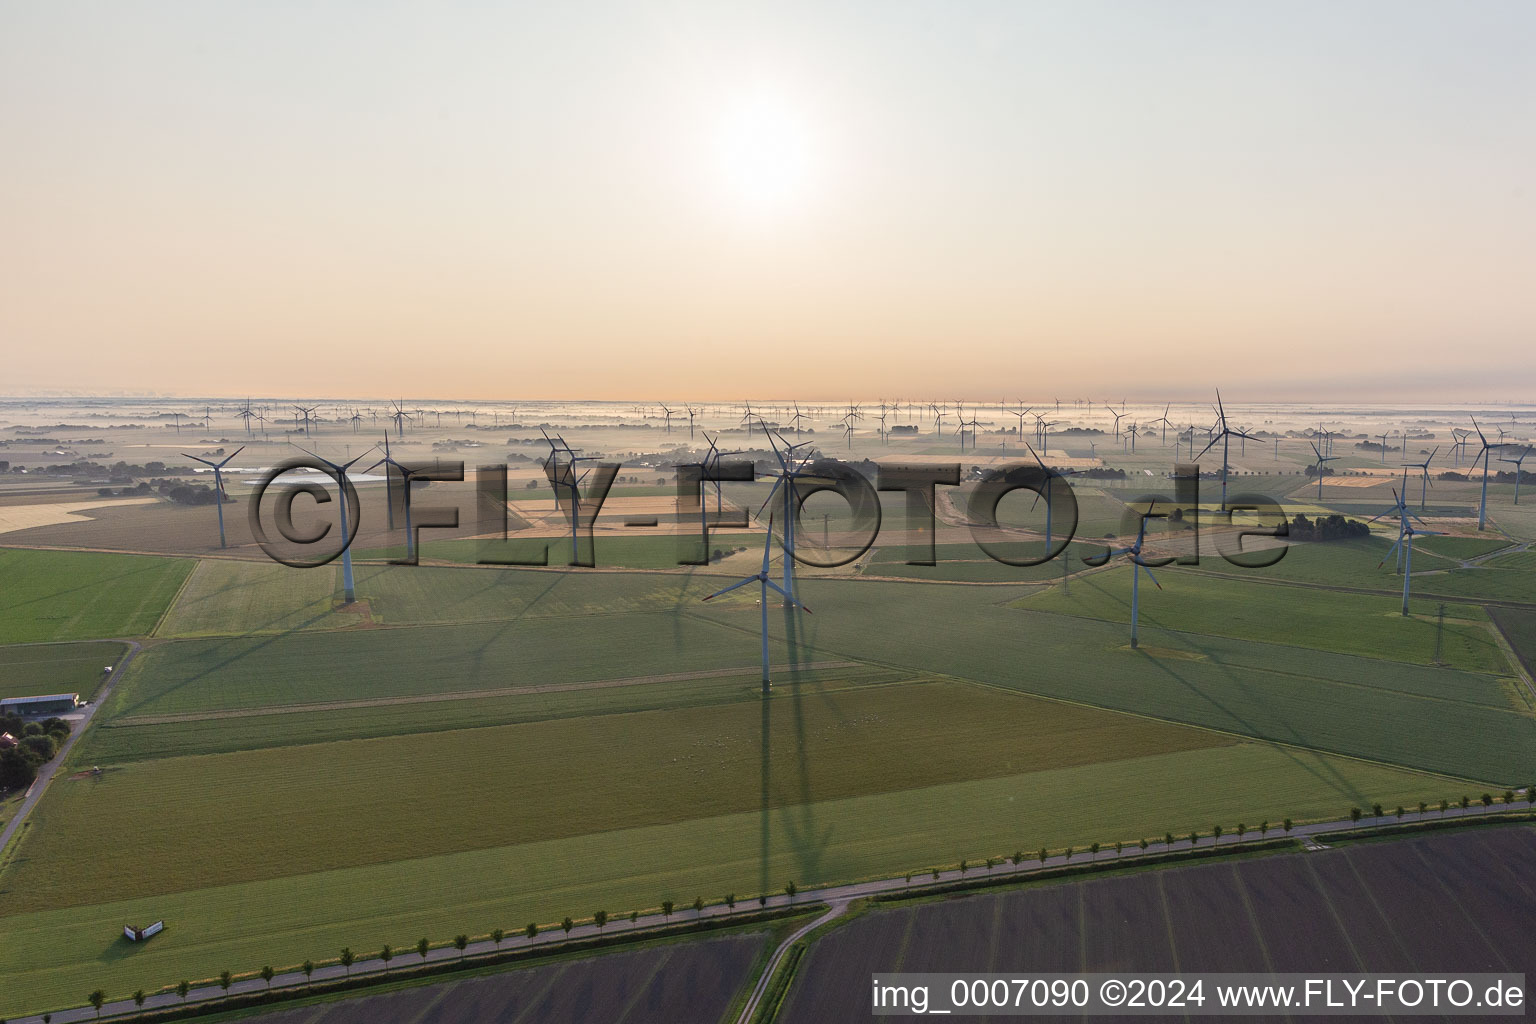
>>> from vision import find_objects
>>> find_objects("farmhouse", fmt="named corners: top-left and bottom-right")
top-left (0, 693), bottom-right (80, 717)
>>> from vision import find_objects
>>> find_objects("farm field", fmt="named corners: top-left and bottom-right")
top-left (0, 548), bottom-right (192, 643)
top-left (155, 559), bottom-right (350, 637)
top-left (358, 531), bottom-right (759, 570)
top-left (101, 612), bottom-right (784, 718)
top-left (235, 931), bottom-right (770, 1024)
top-left (776, 825), bottom-right (1536, 1022)
top-left (775, 576), bottom-right (1536, 782)
top-left (0, 640), bottom-right (126, 701)
top-left (5, 678), bottom-right (1239, 914)
top-left (1186, 537), bottom-right (1463, 589)
top-left (1019, 566), bottom-right (1509, 673)
top-left (0, 742), bottom-right (1459, 1016)
top-left (1489, 607), bottom-right (1536, 679)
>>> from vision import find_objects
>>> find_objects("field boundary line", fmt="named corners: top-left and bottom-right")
top-left (149, 557), bottom-right (203, 638)
top-left (111, 661), bottom-right (863, 725)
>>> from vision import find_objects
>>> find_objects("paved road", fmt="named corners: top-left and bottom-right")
top-left (0, 639), bottom-right (140, 857)
top-left (734, 899), bottom-right (848, 1024)
top-left (11, 797), bottom-right (1529, 1024)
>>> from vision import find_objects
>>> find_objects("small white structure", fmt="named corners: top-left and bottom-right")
top-left (124, 920), bottom-right (164, 942)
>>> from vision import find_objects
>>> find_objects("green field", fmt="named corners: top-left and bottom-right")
top-left (766, 576), bottom-right (1536, 782)
top-left (359, 532), bottom-right (759, 570)
top-left (1019, 567), bottom-right (1508, 673)
top-left (3, 678), bottom-right (1239, 916)
top-left (0, 640), bottom-right (127, 701)
top-left (154, 560), bottom-right (351, 637)
top-left (0, 740), bottom-right (1462, 1016)
top-left (0, 548), bottom-right (192, 643)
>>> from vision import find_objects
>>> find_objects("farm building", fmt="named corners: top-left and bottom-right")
top-left (0, 693), bottom-right (80, 716)
top-left (0, 732), bottom-right (16, 749)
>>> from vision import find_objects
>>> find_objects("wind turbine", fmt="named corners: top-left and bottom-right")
top-left (685, 405), bottom-right (699, 440)
top-left (1309, 441), bottom-right (1338, 500)
top-left (1499, 445), bottom-right (1531, 505)
top-left (702, 511), bottom-right (809, 693)
top-left (659, 403), bottom-right (674, 434)
top-left (1087, 503), bottom-right (1165, 649)
top-left (367, 435), bottom-right (415, 553)
top-left (931, 402), bottom-right (945, 437)
top-left (1468, 417), bottom-right (1503, 531)
top-left (1373, 488), bottom-right (1445, 616)
top-left (541, 429), bottom-right (594, 564)
top-left (293, 444), bottom-right (372, 603)
top-left (181, 446), bottom-right (244, 548)
top-left (1402, 446), bottom-right (1438, 511)
top-left (1376, 431), bottom-right (1391, 464)
top-left (699, 431), bottom-right (745, 529)
top-left (1025, 441), bottom-right (1077, 555)
top-left (754, 425), bottom-right (818, 604)
top-left (1151, 403), bottom-right (1173, 446)
top-left (389, 400), bottom-right (410, 437)
top-left (1196, 390), bottom-right (1265, 511)
top-left (1107, 407), bottom-right (1125, 441)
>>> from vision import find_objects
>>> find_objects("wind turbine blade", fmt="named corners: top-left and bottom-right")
top-left (1142, 564), bottom-right (1163, 590)
top-left (703, 577), bottom-right (758, 601)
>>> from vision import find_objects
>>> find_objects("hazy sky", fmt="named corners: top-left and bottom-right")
top-left (3, 2), bottom-right (1532, 401)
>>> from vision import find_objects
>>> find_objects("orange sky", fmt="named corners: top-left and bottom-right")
top-left (3, 3), bottom-right (1532, 401)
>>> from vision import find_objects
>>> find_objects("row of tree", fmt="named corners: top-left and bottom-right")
top-left (52, 793), bottom-right (1536, 1021)
top-left (1285, 513), bottom-right (1370, 541)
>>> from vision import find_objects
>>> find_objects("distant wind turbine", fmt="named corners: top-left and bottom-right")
top-left (182, 446), bottom-right (244, 548)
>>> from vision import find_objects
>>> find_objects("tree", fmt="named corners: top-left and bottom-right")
top-left (260, 965), bottom-right (275, 989)
top-left (1350, 807), bottom-right (1362, 823)
top-left (491, 928), bottom-right (505, 949)
top-left (1440, 799), bottom-right (1449, 815)
top-left (1503, 789), bottom-right (1515, 806)
top-left (89, 990), bottom-right (105, 1018)
top-left (662, 899), bottom-right (674, 920)
top-left (785, 881), bottom-right (797, 904)
top-left (630, 910), bottom-right (639, 924)
top-left (1115, 841), bottom-right (1123, 859)
top-left (418, 936), bottom-right (432, 962)
top-left (1164, 832), bottom-right (1174, 847)
top-left (1063, 847), bottom-right (1073, 862)
top-left (726, 892), bottom-right (737, 914)
top-left (303, 960), bottom-right (315, 986)
top-left (219, 971), bottom-right (232, 997)
top-left (1037, 848), bottom-right (1047, 865)
top-left (986, 856), bottom-right (997, 872)
top-left (1011, 851), bottom-right (1023, 867)
top-left (177, 980), bottom-right (191, 1002)
top-left (380, 945), bottom-right (393, 972)
top-left (134, 990), bottom-right (147, 1010)
top-left (1460, 795), bottom-right (1471, 811)
top-left (524, 924), bottom-right (537, 946)
top-left (1418, 802), bottom-right (1427, 816)
top-left (340, 947), bottom-right (354, 978)
top-left (454, 934), bottom-right (468, 960)
top-left (561, 917), bottom-right (574, 938)
top-left (759, 894), bottom-right (769, 907)
top-left (1283, 819), bottom-right (1293, 833)
top-left (1139, 838), bottom-right (1149, 853)
top-left (1260, 821), bottom-right (1269, 837)
top-left (1481, 793), bottom-right (1494, 813)
top-left (1395, 806), bottom-right (1405, 819)
top-left (959, 858), bottom-right (968, 874)
top-left (1236, 823), bottom-right (1247, 842)
top-left (693, 896), bottom-right (704, 917)
top-left (594, 910), bottom-right (608, 935)
top-left (1088, 842), bottom-right (1100, 858)
top-left (1372, 803), bottom-right (1383, 818)
top-left (1187, 831), bottom-right (1198, 847)
top-left (1527, 785), bottom-right (1535, 807)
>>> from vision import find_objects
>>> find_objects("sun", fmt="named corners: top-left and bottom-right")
top-left (712, 91), bottom-right (815, 216)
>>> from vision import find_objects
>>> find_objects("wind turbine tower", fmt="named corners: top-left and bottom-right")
top-left (182, 446), bottom-right (245, 548)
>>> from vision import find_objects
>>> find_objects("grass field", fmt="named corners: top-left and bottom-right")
top-left (0, 640), bottom-right (127, 701)
top-left (771, 576), bottom-right (1536, 782)
top-left (102, 612), bottom-right (778, 719)
top-left (0, 740), bottom-right (1462, 1016)
top-left (358, 532), bottom-right (759, 570)
top-left (1019, 567), bottom-right (1509, 673)
top-left (154, 560), bottom-right (350, 637)
top-left (0, 548), bottom-right (192, 643)
top-left (10, 679), bottom-right (1240, 914)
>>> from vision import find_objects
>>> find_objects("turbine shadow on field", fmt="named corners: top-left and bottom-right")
top-left (777, 601), bottom-right (833, 885)
top-left (1133, 643), bottom-right (1374, 806)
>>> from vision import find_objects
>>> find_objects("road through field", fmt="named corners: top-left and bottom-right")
top-left (0, 640), bottom-right (140, 858)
